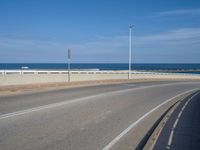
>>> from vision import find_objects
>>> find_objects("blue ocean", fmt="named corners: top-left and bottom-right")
top-left (0, 63), bottom-right (200, 74)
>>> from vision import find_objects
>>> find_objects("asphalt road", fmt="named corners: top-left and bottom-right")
top-left (0, 81), bottom-right (200, 150)
top-left (153, 90), bottom-right (200, 150)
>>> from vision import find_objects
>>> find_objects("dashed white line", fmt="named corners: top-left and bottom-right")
top-left (167, 130), bottom-right (174, 149)
top-left (166, 92), bottom-right (199, 149)
top-left (177, 111), bottom-right (182, 118)
top-left (150, 101), bottom-right (181, 150)
top-left (173, 119), bottom-right (179, 128)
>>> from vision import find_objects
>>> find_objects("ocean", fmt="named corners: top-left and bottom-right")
top-left (0, 63), bottom-right (200, 73)
top-left (0, 63), bottom-right (200, 74)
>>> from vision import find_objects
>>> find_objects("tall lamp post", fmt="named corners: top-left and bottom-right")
top-left (128, 24), bottom-right (134, 79)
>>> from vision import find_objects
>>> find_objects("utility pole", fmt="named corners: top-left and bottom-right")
top-left (129, 25), bottom-right (134, 79)
top-left (68, 48), bottom-right (71, 82)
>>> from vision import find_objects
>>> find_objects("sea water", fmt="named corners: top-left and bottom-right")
top-left (0, 63), bottom-right (200, 74)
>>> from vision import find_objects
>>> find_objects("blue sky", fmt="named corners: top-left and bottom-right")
top-left (0, 0), bottom-right (200, 63)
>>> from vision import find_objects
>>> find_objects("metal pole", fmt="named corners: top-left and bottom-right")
top-left (128, 25), bottom-right (133, 79)
top-left (68, 48), bottom-right (71, 82)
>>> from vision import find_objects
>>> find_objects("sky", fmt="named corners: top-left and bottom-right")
top-left (0, 0), bottom-right (200, 63)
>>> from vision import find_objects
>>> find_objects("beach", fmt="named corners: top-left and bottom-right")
top-left (0, 70), bottom-right (200, 96)
top-left (1, 70), bottom-right (200, 86)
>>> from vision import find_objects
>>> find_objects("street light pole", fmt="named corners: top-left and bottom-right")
top-left (128, 25), bottom-right (134, 79)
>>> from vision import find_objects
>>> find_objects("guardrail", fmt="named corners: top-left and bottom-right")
top-left (0, 70), bottom-right (199, 76)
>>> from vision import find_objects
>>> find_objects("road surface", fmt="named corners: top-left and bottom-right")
top-left (0, 81), bottom-right (199, 150)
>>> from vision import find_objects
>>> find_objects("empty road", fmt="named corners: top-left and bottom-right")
top-left (0, 81), bottom-right (200, 150)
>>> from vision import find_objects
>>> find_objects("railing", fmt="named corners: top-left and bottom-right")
top-left (0, 70), bottom-right (199, 76)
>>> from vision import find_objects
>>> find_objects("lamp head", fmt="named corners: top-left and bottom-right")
top-left (129, 24), bottom-right (134, 28)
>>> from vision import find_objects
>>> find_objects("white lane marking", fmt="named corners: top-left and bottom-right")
top-left (0, 83), bottom-right (173, 120)
top-left (177, 111), bottom-right (182, 118)
top-left (166, 92), bottom-right (199, 149)
top-left (0, 85), bottom-right (148, 120)
top-left (167, 129), bottom-right (174, 149)
top-left (0, 82), bottom-right (199, 121)
top-left (102, 88), bottom-right (198, 150)
top-left (150, 101), bottom-right (181, 150)
top-left (181, 105), bottom-right (186, 111)
top-left (122, 84), bottom-right (137, 87)
top-left (0, 83), bottom-right (190, 120)
top-left (173, 119), bottom-right (179, 128)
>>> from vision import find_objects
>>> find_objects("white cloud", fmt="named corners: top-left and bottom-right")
top-left (136, 28), bottom-right (200, 43)
top-left (70, 27), bottom-right (200, 48)
top-left (0, 27), bottom-right (200, 63)
top-left (152, 8), bottom-right (200, 18)
top-left (68, 28), bottom-right (200, 62)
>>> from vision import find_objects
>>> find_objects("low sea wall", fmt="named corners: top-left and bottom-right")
top-left (0, 70), bottom-right (200, 86)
